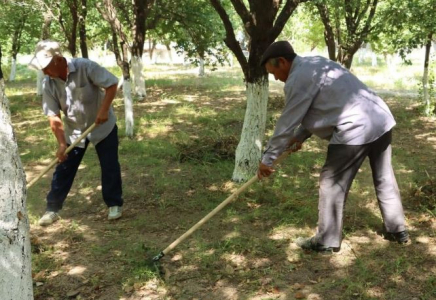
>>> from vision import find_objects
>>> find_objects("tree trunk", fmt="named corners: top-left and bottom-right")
top-left (78, 0), bottom-right (89, 58)
top-left (316, 3), bottom-right (336, 61)
top-left (423, 33), bottom-right (433, 116)
top-left (123, 79), bottom-right (134, 137)
top-left (166, 44), bottom-right (173, 65)
top-left (0, 47), bottom-right (3, 79)
top-left (131, 56), bottom-right (146, 98)
top-left (9, 57), bottom-right (16, 82)
top-left (198, 58), bottom-right (205, 77)
top-left (150, 40), bottom-right (156, 64)
top-left (9, 13), bottom-right (26, 82)
top-left (37, 11), bottom-right (53, 96)
top-left (210, 0), bottom-right (305, 181)
top-left (0, 73), bottom-right (34, 299)
top-left (58, 0), bottom-right (78, 57)
top-left (37, 71), bottom-right (44, 96)
top-left (98, 0), bottom-right (134, 137)
top-left (118, 41), bottom-right (134, 137)
top-left (232, 78), bottom-right (269, 181)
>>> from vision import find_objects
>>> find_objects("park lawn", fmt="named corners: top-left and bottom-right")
top-left (6, 62), bottom-right (436, 300)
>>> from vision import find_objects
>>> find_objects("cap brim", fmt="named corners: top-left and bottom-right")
top-left (28, 55), bottom-right (52, 70)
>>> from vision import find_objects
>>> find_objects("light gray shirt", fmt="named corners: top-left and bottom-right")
top-left (262, 55), bottom-right (396, 166)
top-left (42, 58), bottom-right (118, 148)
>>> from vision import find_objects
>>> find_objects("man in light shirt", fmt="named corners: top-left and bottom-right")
top-left (258, 41), bottom-right (408, 253)
top-left (29, 40), bottom-right (123, 226)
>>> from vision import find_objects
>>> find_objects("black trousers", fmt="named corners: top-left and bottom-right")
top-left (46, 125), bottom-right (123, 212)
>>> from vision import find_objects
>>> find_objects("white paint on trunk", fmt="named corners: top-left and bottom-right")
top-left (385, 54), bottom-right (398, 77)
top-left (0, 79), bottom-right (33, 299)
top-left (117, 76), bottom-right (124, 90)
top-left (198, 59), bottom-right (205, 77)
top-left (131, 56), bottom-right (146, 98)
top-left (423, 63), bottom-right (430, 115)
top-left (371, 53), bottom-right (377, 67)
top-left (9, 59), bottom-right (16, 82)
top-left (37, 70), bottom-right (44, 96)
top-left (167, 46), bottom-right (174, 65)
top-left (123, 79), bottom-right (134, 137)
top-left (232, 79), bottom-right (269, 182)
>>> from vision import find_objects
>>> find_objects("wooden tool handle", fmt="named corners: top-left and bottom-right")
top-left (26, 123), bottom-right (97, 189)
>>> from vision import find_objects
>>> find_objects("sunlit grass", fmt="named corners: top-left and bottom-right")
top-left (5, 59), bottom-right (435, 300)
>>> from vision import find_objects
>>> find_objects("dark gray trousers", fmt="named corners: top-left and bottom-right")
top-left (316, 130), bottom-right (406, 247)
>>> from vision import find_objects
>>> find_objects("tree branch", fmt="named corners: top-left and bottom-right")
top-left (271, 0), bottom-right (308, 42)
top-left (209, 0), bottom-right (248, 77)
top-left (229, 0), bottom-right (252, 27)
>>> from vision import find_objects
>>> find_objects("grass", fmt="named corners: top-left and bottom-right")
top-left (5, 60), bottom-right (436, 299)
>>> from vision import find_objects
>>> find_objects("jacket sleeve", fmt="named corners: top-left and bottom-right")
top-left (261, 74), bottom-right (318, 166)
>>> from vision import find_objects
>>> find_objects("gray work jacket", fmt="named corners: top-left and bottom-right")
top-left (262, 55), bottom-right (396, 166)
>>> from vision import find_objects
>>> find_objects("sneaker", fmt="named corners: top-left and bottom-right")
top-left (108, 206), bottom-right (122, 220)
top-left (38, 211), bottom-right (60, 226)
top-left (295, 236), bottom-right (341, 254)
top-left (382, 230), bottom-right (409, 244)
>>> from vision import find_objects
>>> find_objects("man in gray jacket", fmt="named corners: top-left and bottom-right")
top-left (257, 41), bottom-right (408, 253)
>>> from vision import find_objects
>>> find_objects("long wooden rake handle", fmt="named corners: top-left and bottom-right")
top-left (26, 123), bottom-right (97, 189)
top-left (153, 147), bottom-right (295, 261)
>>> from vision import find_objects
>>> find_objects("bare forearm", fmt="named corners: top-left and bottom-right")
top-left (48, 115), bottom-right (67, 146)
top-left (96, 84), bottom-right (117, 124)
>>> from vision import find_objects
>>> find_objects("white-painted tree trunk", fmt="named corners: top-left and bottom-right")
top-left (228, 53), bottom-right (234, 67)
top-left (232, 79), bottom-right (269, 182)
top-left (9, 58), bottom-right (16, 82)
top-left (36, 70), bottom-right (44, 96)
top-left (166, 45), bottom-right (173, 65)
top-left (198, 59), bottom-right (205, 77)
top-left (423, 37), bottom-right (433, 116)
top-left (423, 62), bottom-right (430, 116)
top-left (0, 79), bottom-right (33, 300)
top-left (131, 56), bottom-right (146, 98)
top-left (371, 52), bottom-right (377, 67)
top-left (123, 79), bottom-right (134, 137)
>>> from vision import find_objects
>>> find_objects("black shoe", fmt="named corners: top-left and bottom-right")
top-left (382, 230), bottom-right (409, 244)
top-left (295, 236), bottom-right (340, 254)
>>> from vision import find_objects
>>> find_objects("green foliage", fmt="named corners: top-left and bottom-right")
top-left (0, 1), bottom-right (43, 56)
top-left (279, 4), bottom-right (325, 52)
top-left (150, 0), bottom-right (228, 68)
top-left (7, 61), bottom-right (436, 300)
top-left (378, 0), bottom-right (436, 58)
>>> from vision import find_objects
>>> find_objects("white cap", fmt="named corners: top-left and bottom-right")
top-left (29, 40), bottom-right (62, 70)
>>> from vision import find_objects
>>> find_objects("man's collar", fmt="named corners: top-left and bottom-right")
top-left (66, 57), bottom-right (76, 74)
top-left (289, 55), bottom-right (300, 75)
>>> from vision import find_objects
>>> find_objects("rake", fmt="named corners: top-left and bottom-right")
top-left (26, 123), bottom-right (97, 189)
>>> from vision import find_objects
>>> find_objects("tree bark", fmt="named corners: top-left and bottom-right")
top-left (9, 14), bottom-right (26, 82)
top-left (57, 0), bottom-right (79, 57)
top-left (37, 10), bottom-right (53, 96)
top-left (123, 79), bottom-right (134, 137)
top-left (423, 32), bottom-right (433, 116)
top-left (0, 61), bottom-right (33, 299)
top-left (98, 0), bottom-right (134, 136)
top-left (78, 0), bottom-right (89, 58)
top-left (316, 3), bottom-right (336, 61)
top-left (198, 58), bottom-right (205, 77)
top-left (0, 47), bottom-right (3, 79)
top-left (9, 59), bottom-right (16, 82)
top-left (130, 0), bottom-right (155, 98)
top-left (210, 0), bottom-right (306, 181)
top-left (317, 0), bottom-right (378, 69)
top-left (131, 56), bottom-right (146, 98)
top-left (232, 79), bottom-right (269, 181)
